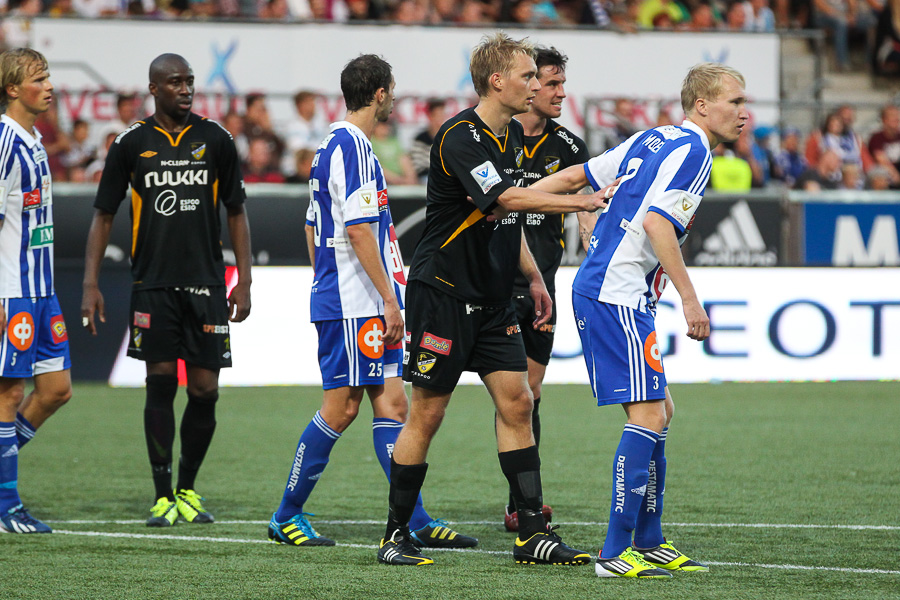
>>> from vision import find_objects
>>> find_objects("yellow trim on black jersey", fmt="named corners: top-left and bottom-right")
top-left (559, 214), bottom-right (565, 249)
top-left (434, 276), bottom-right (455, 287)
top-left (213, 178), bottom-right (219, 207)
top-left (482, 128), bottom-right (509, 153)
top-left (439, 120), bottom-right (477, 176)
top-left (131, 188), bottom-right (143, 257)
top-left (153, 124), bottom-right (194, 147)
top-left (440, 207), bottom-right (486, 249)
top-left (523, 133), bottom-right (549, 159)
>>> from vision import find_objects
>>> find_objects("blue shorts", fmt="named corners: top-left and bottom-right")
top-left (572, 292), bottom-right (666, 406)
top-left (315, 317), bottom-right (403, 390)
top-left (0, 295), bottom-right (71, 378)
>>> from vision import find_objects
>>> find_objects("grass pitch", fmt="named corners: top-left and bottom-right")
top-left (2, 382), bottom-right (899, 600)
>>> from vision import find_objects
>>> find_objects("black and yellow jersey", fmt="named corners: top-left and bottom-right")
top-left (407, 107), bottom-right (525, 306)
top-left (512, 118), bottom-right (588, 295)
top-left (94, 113), bottom-right (246, 290)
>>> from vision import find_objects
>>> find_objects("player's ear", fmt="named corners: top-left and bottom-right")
top-left (694, 97), bottom-right (708, 118)
top-left (5, 83), bottom-right (18, 100)
top-left (489, 71), bottom-right (503, 93)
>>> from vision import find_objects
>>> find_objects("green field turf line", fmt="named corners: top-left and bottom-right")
top-left (50, 530), bottom-right (900, 576)
top-left (50, 519), bottom-right (900, 531)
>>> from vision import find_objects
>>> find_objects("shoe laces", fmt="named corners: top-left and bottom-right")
top-left (9, 505), bottom-right (40, 525)
top-left (623, 547), bottom-right (657, 568)
top-left (290, 512), bottom-right (320, 538)
top-left (426, 518), bottom-right (449, 529)
top-left (544, 524), bottom-right (563, 542)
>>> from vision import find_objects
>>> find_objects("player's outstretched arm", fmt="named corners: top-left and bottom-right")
top-left (81, 209), bottom-right (115, 335)
top-left (643, 211), bottom-right (709, 341)
top-left (529, 162), bottom-right (590, 194)
top-left (519, 235), bottom-right (552, 329)
top-left (346, 222), bottom-right (403, 345)
top-left (497, 185), bottom-right (605, 215)
top-left (226, 204), bottom-right (253, 323)
top-left (305, 224), bottom-right (316, 267)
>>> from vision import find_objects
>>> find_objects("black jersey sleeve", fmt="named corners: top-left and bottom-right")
top-left (437, 122), bottom-right (515, 214)
top-left (94, 129), bottom-right (134, 213)
top-left (212, 122), bottom-right (247, 208)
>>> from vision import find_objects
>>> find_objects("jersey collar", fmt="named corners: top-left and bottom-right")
top-left (681, 119), bottom-right (709, 152)
top-left (331, 120), bottom-right (370, 144)
top-left (1, 114), bottom-right (42, 148)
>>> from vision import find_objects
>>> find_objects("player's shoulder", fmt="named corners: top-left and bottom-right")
top-left (438, 107), bottom-right (484, 147)
top-left (197, 115), bottom-right (234, 140)
top-left (549, 119), bottom-right (587, 155)
top-left (112, 119), bottom-right (150, 147)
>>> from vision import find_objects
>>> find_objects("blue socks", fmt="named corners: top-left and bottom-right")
top-left (0, 422), bottom-right (21, 513)
top-left (634, 427), bottom-right (667, 549)
top-left (274, 411), bottom-right (340, 522)
top-left (15, 413), bottom-right (35, 449)
top-left (601, 424), bottom-right (659, 559)
top-left (373, 418), bottom-right (432, 530)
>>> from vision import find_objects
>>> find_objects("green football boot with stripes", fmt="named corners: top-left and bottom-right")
top-left (410, 519), bottom-right (478, 548)
top-left (146, 497), bottom-right (178, 527)
top-left (175, 489), bottom-right (215, 524)
top-left (635, 540), bottom-right (710, 572)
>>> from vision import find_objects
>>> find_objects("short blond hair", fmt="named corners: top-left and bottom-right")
top-left (469, 32), bottom-right (535, 98)
top-left (0, 48), bottom-right (48, 111)
top-left (681, 63), bottom-right (745, 115)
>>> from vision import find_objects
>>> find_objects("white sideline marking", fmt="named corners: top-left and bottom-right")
top-left (51, 519), bottom-right (900, 531)
top-left (51, 529), bottom-right (900, 575)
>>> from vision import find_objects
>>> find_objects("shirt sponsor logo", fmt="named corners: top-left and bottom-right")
top-left (421, 332), bottom-right (451, 355)
top-left (28, 225), bottom-right (53, 248)
top-left (468, 123), bottom-right (480, 142)
top-left (134, 312), bottom-right (151, 328)
top-left (470, 161), bottom-right (502, 194)
top-left (538, 323), bottom-right (555, 333)
top-left (203, 324), bottom-right (229, 334)
top-left (155, 190), bottom-right (177, 216)
top-left (23, 189), bottom-right (41, 210)
top-left (144, 170), bottom-right (208, 188)
top-left (140, 151), bottom-right (158, 158)
top-left (181, 198), bottom-right (200, 211)
top-left (619, 218), bottom-right (643, 238)
top-left (506, 324), bottom-right (521, 336)
top-left (377, 189), bottom-right (388, 208)
top-left (326, 237), bottom-right (349, 248)
top-left (671, 192), bottom-right (699, 229)
top-left (33, 149), bottom-right (47, 163)
top-left (184, 286), bottom-right (210, 296)
top-left (7, 312), bottom-right (34, 351)
top-left (50, 315), bottom-right (68, 343)
top-left (41, 175), bottom-right (51, 206)
top-left (416, 352), bottom-right (436, 374)
top-left (190, 142), bottom-right (207, 161)
top-left (358, 317), bottom-right (385, 359)
top-left (556, 129), bottom-right (581, 153)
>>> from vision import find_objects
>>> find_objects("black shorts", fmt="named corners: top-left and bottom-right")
top-left (403, 280), bottom-right (527, 393)
top-left (127, 286), bottom-right (232, 369)
top-left (513, 292), bottom-right (557, 366)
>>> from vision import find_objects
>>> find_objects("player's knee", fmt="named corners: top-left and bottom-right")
top-left (186, 381), bottom-right (218, 399)
top-left (500, 389), bottom-right (534, 425)
top-left (44, 385), bottom-right (72, 410)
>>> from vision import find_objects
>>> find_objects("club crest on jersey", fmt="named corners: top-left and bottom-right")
top-left (544, 156), bottom-right (561, 175)
top-left (514, 147), bottom-right (524, 168)
top-left (416, 352), bottom-right (436, 374)
top-left (140, 151), bottom-right (158, 158)
top-left (191, 142), bottom-right (207, 161)
top-left (132, 328), bottom-right (142, 349)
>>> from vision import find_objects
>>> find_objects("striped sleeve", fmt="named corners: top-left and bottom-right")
top-left (648, 141), bottom-right (709, 233)
top-left (335, 131), bottom-right (379, 227)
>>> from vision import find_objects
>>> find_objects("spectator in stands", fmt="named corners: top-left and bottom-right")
top-left (223, 110), bottom-right (250, 163)
top-left (244, 92), bottom-right (285, 172)
top-left (457, 0), bottom-right (489, 22)
top-left (61, 119), bottom-right (96, 183)
top-left (806, 109), bottom-right (870, 172)
top-left (35, 103), bottom-right (69, 182)
top-left (867, 104), bottom-right (900, 186)
top-left (813, 0), bottom-right (877, 71)
top-left (392, 0), bottom-right (426, 21)
top-left (773, 127), bottom-right (808, 187)
top-left (725, 0), bottom-right (747, 29)
top-left (243, 138), bottom-right (286, 183)
top-left (72, 0), bottom-right (125, 16)
top-left (746, 0), bottom-right (776, 30)
top-left (867, 164), bottom-right (894, 188)
top-left (48, 0), bottom-right (78, 16)
top-left (840, 162), bottom-right (864, 188)
top-left (370, 120), bottom-right (417, 185)
top-left (685, 2), bottom-right (720, 29)
top-left (637, 0), bottom-right (689, 27)
top-left (259, 0), bottom-right (290, 17)
top-left (410, 98), bottom-right (447, 182)
top-left (602, 97), bottom-right (641, 150)
top-left (84, 132), bottom-right (118, 183)
top-left (710, 142), bottom-right (753, 191)
top-left (347, 0), bottom-right (382, 19)
top-left (795, 148), bottom-right (843, 190)
top-left (505, 0), bottom-right (536, 23)
top-left (286, 148), bottom-right (316, 183)
top-left (874, 0), bottom-right (900, 74)
top-left (282, 90), bottom-right (327, 178)
top-left (99, 92), bottom-right (140, 145)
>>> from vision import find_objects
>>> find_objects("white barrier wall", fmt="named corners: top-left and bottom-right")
top-left (108, 267), bottom-right (900, 386)
top-left (31, 19), bottom-right (779, 131)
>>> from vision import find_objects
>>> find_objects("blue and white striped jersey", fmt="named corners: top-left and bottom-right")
top-left (0, 115), bottom-right (54, 299)
top-left (306, 121), bottom-right (406, 322)
top-left (574, 120), bottom-right (711, 311)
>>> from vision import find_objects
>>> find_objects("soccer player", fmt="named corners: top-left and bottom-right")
top-left (0, 48), bottom-right (72, 534)
top-left (81, 53), bottom-right (252, 527)
top-left (532, 62), bottom-right (748, 578)
top-left (501, 45), bottom-right (588, 533)
top-left (377, 33), bottom-right (608, 567)
top-left (267, 54), bottom-right (476, 550)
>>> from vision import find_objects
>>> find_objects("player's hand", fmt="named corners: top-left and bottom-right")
top-left (80, 284), bottom-right (105, 336)
top-left (530, 279), bottom-right (553, 329)
top-left (228, 281), bottom-right (252, 322)
top-left (682, 298), bottom-right (710, 341)
top-left (584, 176), bottom-right (622, 212)
top-left (383, 299), bottom-right (404, 346)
